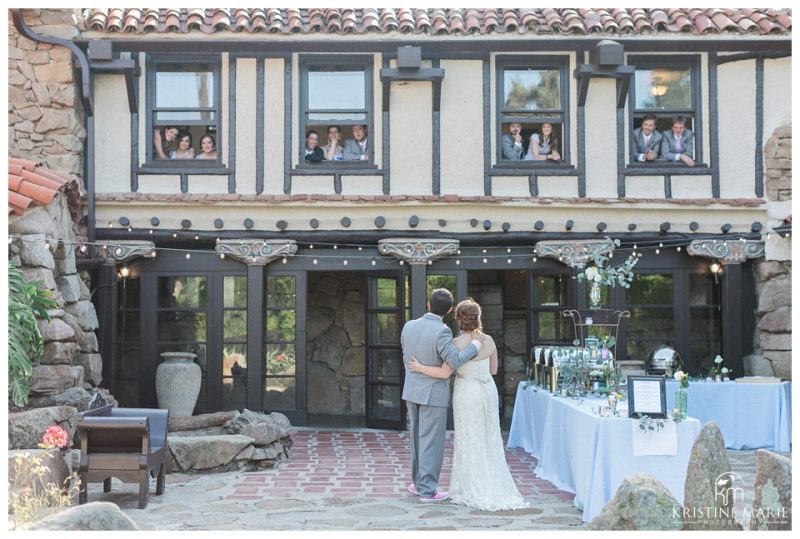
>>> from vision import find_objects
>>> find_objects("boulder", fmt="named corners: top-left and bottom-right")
top-left (8, 406), bottom-right (77, 449)
top-left (9, 207), bottom-right (57, 236)
top-left (8, 448), bottom-right (70, 499)
top-left (169, 410), bottom-right (237, 432)
top-left (307, 361), bottom-right (347, 414)
top-left (743, 352), bottom-right (775, 377)
top-left (55, 274), bottom-right (83, 303)
top-left (20, 502), bottom-right (139, 531)
top-left (27, 386), bottom-right (115, 411)
top-left (225, 409), bottom-right (295, 444)
top-left (750, 450), bottom-right (792, 530)
top-left (75, 353), bottom-right (103, 386)
top-left (22, 266), bottom-right (57, 290)
top-left (756, 275), bottom-right (791, 313)
top-left (341, 300), bottom-right (365, 345)
top-left (683, 422), bottom-right (741, 530)
top-left (19, 233), bottom-right (55, 269)
top-left (588, 473), bottom-right (683, 530)
top-left (168, 434), bottom-right (255, 472)
top-left (342, 346), bottom-right (365, 376)
top-left (757, 307), bottom-right (792, 333)
top-left (41, 341), bottom-right (81, 365)
top-left (63, 300), bottom-right (99, 331)
top-left (37, 317), bottom-right (75, 342)
top-left (30, 365), bottom-right (84, 394)
top-left (77, 331), bottom-right (99, 353)
top-left (307, 304), bottom-right (335, 341)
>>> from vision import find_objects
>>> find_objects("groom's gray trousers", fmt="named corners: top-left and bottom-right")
top-left (407, 402), bottom-right (448, 498)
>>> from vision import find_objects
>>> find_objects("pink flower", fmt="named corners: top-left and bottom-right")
top-left (38, 425), bottom-right (70, 450)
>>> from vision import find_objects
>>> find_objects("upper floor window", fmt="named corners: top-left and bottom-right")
top-left (496, 56), bottom-right (569, 165)
top-left (629, 56), bottom-right (701, 166)
top-left (147, 55), bottom-right (221, 165)
top-left (300, 56), bottom-right (373, 165)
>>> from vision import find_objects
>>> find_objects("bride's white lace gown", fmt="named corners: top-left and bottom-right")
top-left (448, 357), bottom-right (529, 511)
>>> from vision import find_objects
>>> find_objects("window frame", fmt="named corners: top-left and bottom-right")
top-left (145, 53), bottom-right (223, 167)
top-left (627, 54), bottom-right (702, 166)
top-left (298, 54), bottom-right (375, 168)
top-left (495, 55), bottom-right (571, 167)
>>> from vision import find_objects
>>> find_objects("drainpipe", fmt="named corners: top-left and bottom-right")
top-left (11, 9), bottom-right (96, 244)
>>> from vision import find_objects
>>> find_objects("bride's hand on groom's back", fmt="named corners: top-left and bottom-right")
top-left (408, 356), bottom-right (421, 372)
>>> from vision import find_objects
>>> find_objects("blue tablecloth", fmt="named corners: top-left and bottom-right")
top-left (508, 382), bottom-right (700, 523)
top-left (665, 380), bottom-right (791, 451)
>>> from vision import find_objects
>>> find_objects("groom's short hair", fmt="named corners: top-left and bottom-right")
top-left (429, 288), bottom-right (453, 317)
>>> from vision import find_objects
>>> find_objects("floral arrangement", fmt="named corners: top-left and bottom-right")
top-left (569, 238), bottom-right (639, 289)
top-left (674, 370), bottom-right (689, 390)
top-left (709, 354), bottom-right (729, 379)
top-left (37, 425), bottom-right (70, 451)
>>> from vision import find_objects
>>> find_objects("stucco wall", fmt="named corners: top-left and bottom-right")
top-left (235, 58), bottom-right (257, 194)
top-left (584, 78), bottom-right (618, 198)
top-left (390, 81), bottom-right (433, 195)
top-left (718, 59), bottom-right (757, 198)
top-left (94, 74), bottom-right (131, 193)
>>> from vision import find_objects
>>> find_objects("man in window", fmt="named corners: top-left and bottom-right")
top-left (344, 124), bottom-right (369, 161)
top-left (631, 114), bottom-right (663, 163)
top-left (660, 116), bottom-right (695, 167)
top-left (501, 122), bottom-right (525, 160)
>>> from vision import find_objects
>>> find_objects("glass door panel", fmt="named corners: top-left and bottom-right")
top-left (264, 275), bottom-right (298, 414)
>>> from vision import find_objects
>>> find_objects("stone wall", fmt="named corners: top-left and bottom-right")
top-left (9, 193), bottom-right (104, 409)
top-left (8, 9), bottom-right (86, 181)
top-left (746, 123), bottom-right (792, 379)
top-left (306, 272), bottom-right (366, 418)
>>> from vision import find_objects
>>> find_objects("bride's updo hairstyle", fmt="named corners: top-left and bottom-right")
top-left (456, 298), bottom-right (482, 333)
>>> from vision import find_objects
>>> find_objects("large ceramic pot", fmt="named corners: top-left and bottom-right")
top-left (156, 352), bottom-right (201, 417)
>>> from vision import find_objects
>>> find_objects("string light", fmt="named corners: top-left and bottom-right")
top-left (195, 235), bottom-right (199, 240)
top-left (455, 260), bottom-right (461, 265)
top-left (313, 259), bottom-right (318, 264)
top-left (343, 260), bottom-right (348, 265)
top-left (219, 253), bottom-right (226, 259)
top-left (119, 265), bottom-right (130, 278)
top-left (507, 258), bottom-right (512, 264)
top-left (483, 258), bottom-right (488, 263)
top-left (371, 259), bottom-right (376, 266)
top-left (282, 256), bottom-right (287, 264)
top-left (185, 253), bottom-right (191, 259)
top-left (172, 233), bottom-right (177, 238)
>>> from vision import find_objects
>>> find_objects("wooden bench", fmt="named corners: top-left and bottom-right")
top-left (76, 405), bottom-right (169, 509)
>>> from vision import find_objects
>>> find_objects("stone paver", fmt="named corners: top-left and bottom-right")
top-left (78, 428), bottom-right (779, 530)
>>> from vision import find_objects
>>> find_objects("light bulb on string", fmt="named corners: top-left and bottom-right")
top-left (371, 259), bottom-right (376, 266)
top-left (313, 259), bottom-right (318, 265)
top-left (533, 256), bottom-right (538, 263)
top-left (655, 248), bottom-right (660, 254)
top-left (343, 260), bottom-right (348, 266)
top-left (173, 233), bottom-right (177, 238)
top-left (676, 246), bottom-right (682, 252)
top-left (333, 245), bottom-right (338, 250)
top-left (282, 257), bottom-right (287, 264)
top-left (455, 260), bottom-right (461, 265)
top-left (507, 258), bottom-right (512, 264)
top-left (219, 253), bottom-right (226, 259)
top-left (482, 258), bottom-right (487, 264)
top-left (185, 253), bottom-right (191, 260)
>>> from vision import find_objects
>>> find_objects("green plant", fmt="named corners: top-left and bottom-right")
top-left (8, 262), bottom-right (57, 406)
top-left (8, 452), bottom-right (80, 529)
top-left (568, 238), bottom-right (639, 288)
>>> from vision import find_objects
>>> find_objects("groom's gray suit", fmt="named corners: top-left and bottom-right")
top-left (401, 312), bottom-right (479, 498)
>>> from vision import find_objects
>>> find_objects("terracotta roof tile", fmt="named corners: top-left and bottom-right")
top-left (8, 158), bottom-right (81, 220)
top-left (84, 8), bottom-right (790, 36)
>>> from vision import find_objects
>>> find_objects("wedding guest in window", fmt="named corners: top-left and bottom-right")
top-left (344, 124), bottom-right (369, 161)
top-left (660, 115), bottom-right (695, 167)
top-left (525, 122), bottom-right (560, 161)
top-left (153, 126), bottom-right (179, 159)
top-left (170, 130), bottom-right (195, 159)
top-left (304, 130), bottom-right (324, 163)
top-left (631, 114), bottom-right (663, 163)
top-left (195, 134), bottom-right (217, 160)
top-left (323, 125), bottom-right (344, 161)
top-left (501, 122), bottom-right (525, 160)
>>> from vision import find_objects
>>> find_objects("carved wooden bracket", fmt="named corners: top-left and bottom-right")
top-left (215, 239), bottom-right (298, 266)
top-left (100, 241), bottom-right (156, 265)
top-left (536, 239), bottom-right (616, 266)
top-left (687, 239), bottom-right (765, 265)
top-left (378, 238), bottom-right (459, 265)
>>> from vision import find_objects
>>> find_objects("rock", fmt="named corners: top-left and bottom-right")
top-left (750, 450), bottom-right (792, 530)
top-left (8, 448), bottom-right (70, 498)
top-left (19, 233), bottom-right (55, 268)
top-left (588, 473), bottom-right (682, 530)
top-left (307, 361), bottom-right (347, 414)
top-left (764, 351), bottom-right (792, 379)
top-left (20, 502), bottom-right (139, 531)
top-left (63, 300), bottom-right (99, 331)
top-left (30, 365), bottom-right (84, 394)
top-left (759, 332), bottom-right (791, 351)
top-left (77, 331), bottom-right (99, 353)
top-left (307, 305), bottom-right (335, 341)
top-left (342, 346), bottom-right (365, 376)
top-left (75, 353), bottom-right (103, 385)
top-left (33, 62), bottom-right (74, 84)
top-left (348, 377), bottom-right (365, 414)
top-left (60, 310), bottom-right (86, 342)
top-left (37, 317), bottom-right (75, 342)
top-left (51, 85), bottom-right (75, 107)
top-left (743, 353), bottom-right (775, 377)
top-left (225, 409), bottom-right (295, 444)
top-left (8, 406), bottom-right (77, 449)
top-left (41, 341), bottom-right (81, 365)
top-left (169, 426), bottom-right (226, 437)
top-left (9, 207), bottom-right (58, 236)
top-left (55, 274), bottom-right (83, 303)
top-left (683, 422), bottom-right (741, 530)
top-left (168, 435), bottom-right (255, 472)
top-left (78, 276), bottom-right (91, 301)
top-left (22, 266), bottom-right (57, 290)
top-left (342, 300), bottom-right (365, 345)
top-left (251, 443), bottom-right (283, 461)
top-left (312, 326), bottom-right (349, 371)
top-left (17, 105), bottom-right (43, 121)
top-left (168, 410), bottom-right (237, 432)
top-left (756, 275), bottom-right (791, 313)
top-left (754, 260), bottom-right (790, 282)
top-left (45, 153), bottom-right (81, 175)
top-left (27, 386), bottom-right (113, 411)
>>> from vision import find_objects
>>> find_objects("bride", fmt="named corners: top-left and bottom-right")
top-left (408, 298), bottom-right (528, 511)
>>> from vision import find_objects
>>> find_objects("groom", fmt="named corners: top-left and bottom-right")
top-left (401, 288), bottom-right (484, 501)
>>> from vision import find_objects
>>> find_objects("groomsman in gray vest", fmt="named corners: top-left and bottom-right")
top-left (631, 114), bottom-right (663, 163)
top-left (501, 122), bottom-right (525, 160)
top-left (401, 288), bottom-right (484, 502)
top-left (660, 115), bottom-right (695, 167)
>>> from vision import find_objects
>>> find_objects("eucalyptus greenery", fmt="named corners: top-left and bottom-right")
top-left (636, 413), bottom-right (666, 433)
top-left (569, 238), bottom-right (639, 288)
top-left (8, 262), bottom-right (57, 407)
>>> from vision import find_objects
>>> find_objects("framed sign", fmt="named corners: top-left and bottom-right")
top-left (627, 375), bottom-right (667, 419)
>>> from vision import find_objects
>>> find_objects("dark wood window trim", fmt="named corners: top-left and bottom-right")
top-left (494, 55), bottom-right (573, 171)
top-left (626, 54), bottom-right (704, 169)
top-left (295, 54), bottom-right (380, 174)
top-left (142, 53), bottom-right (224, 171)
